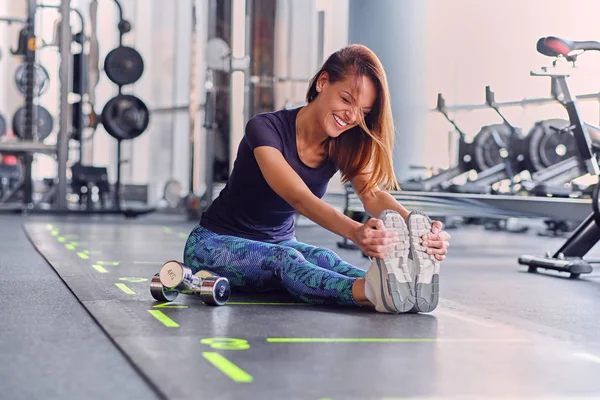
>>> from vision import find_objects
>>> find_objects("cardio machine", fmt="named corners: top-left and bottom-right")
top-left (519, 36), bottom-right (600, 278)
top-left (401, 93), bottom-right (513, 192)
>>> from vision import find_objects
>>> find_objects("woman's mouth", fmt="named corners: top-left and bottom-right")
top-left (333, 114), bottom-right (348, 129)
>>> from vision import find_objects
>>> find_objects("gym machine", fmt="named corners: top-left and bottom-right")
top-left (0, 0), bottom-right (54, 208)
top-left (401, 93), bottom-right (513, 193)
top-left (519, 36), bottom-right (600, 278)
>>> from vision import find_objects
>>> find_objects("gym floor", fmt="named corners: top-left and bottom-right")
top-left (2, 213), bottom-right (600, 400)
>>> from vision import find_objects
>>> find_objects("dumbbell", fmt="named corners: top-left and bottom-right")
top-left (150, 260), bottom-right (230, 305)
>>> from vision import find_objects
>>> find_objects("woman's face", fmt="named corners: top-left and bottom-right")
top-left (314, 72), bottom-right (377, 138)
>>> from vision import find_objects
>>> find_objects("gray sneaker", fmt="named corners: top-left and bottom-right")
top-left (407, 211), bottom-right (440, 313)
top-left (364, 210), bottom-right (415, 313)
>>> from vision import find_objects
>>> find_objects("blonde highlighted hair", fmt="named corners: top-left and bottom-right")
top-left (306, 44), bottom-right (398, 197)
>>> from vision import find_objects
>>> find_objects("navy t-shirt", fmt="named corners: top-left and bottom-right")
top-left (200, 107), bottom-right (339, 243)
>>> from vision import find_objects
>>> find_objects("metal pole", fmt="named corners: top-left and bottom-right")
top-left (56, 0), bottom-right (71, 210)
top-left (189, 0), bottom-right (198, 196)
top-left (244, 0), bottom-right (252, 125)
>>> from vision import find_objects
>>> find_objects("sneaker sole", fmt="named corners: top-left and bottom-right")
top-left (375, 210), bottom-right (415, 313)
top-left (408, 211), bottom-right (440, 313)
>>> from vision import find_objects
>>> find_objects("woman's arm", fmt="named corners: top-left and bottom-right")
top-left (254, 146), bottom-right (396, 258)
top-left (351, 171), bottom-right (409, 220)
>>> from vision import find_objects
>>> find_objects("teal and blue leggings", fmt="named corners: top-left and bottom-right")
top-left (183, 225), bottom-right (365, 306)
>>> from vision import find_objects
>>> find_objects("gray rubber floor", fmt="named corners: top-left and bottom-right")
top-left (3, 212), bottom-right (600, 399)
top-left (0, 214), bottom-right (161, 400)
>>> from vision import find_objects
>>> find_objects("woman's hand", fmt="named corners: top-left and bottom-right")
top-left (421, 220), bottom-right (450, 261)
top-left (351, 218), bottom-right (398, 258)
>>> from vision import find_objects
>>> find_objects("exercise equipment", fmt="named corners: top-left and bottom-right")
top-left (150, 261), bottom-right (230, 305)
top-left (90, 0), bottom-right (153, 216)
top-left (0, 114), bottom-right (6, 137)
top-left (401, 94), bottom-right (498, 192)
top-left (101, 94), bottom-right (149, 141)
top-left (12, 105), bottom-right (54, 141)
top-left (526, 119), bottom-right (576, 171)
top-left (104, 45), bottom-right (144, 86)
top-left (14, 62), bottom-right (50, 96)
top-left (518, 35), bottom-right (600, 278)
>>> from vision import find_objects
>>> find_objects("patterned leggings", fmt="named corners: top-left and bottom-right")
top-left (183, 225), bottom-right (366, 306)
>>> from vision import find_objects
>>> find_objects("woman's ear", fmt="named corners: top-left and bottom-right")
top-left (316, 71), bottom-right (329, 93)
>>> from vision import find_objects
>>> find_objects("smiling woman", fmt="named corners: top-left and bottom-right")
top-left (184, 44), bottom-right (451, 314)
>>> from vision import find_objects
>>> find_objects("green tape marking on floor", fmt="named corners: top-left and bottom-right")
top-left (119, 277), bottom-right (148, 283)
top-left (162, 227), bottom-right (173, 233)
top-left (115, 283), bottom-right (136, 295)
top-left (97, 261), bottom-right (120, 266)
top-left (202, 352), bottom-right (253, 383)
top-left (153, 303), bottom-right (188, 309)
top-left (77, 251), bottom-right (89, 260)
top-left (227, 302), bottom-right (305, 306)
top-left (93, 265), bottom-right (108, 273)
top-left (45, 224), bottom-right (53, 230)
top-left (267, 338), bottom-right (436, 343)
top-left (65, 241), bottom-right (81, 251)
top-left (266, 338), bottom-right (531, 343)
top-left (179, 232), bottom-right (188, 239)
top-left (148, 310), bottom-right (179, 327)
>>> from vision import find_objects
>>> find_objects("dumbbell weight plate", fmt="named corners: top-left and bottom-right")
top-left (159, 260), bottom-right (192, 289)
top-left (101, 94), bottom-right (150, 141)
top-left (198, 276), bottom-right (231, 306)
top-left (0, 114), bottom-right (6, 138)
top-left (150, 273), bottom-right (179, 302)
top-left (14, 63), bottom-right (50, 96)
top-left (104, 46), bottom-right (144, 86)
top-left (12, 105), bottom-right (54, 141)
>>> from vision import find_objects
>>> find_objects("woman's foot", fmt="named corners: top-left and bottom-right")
top-left (408, 211), bottom-right (440, 313)
top-left (364, 210), bottom-right (415, 313)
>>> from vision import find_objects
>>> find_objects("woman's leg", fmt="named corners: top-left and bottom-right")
top-left (183, 226), bottom-right (360, 306)
top-left (278, 239), bottom-right (366, 278)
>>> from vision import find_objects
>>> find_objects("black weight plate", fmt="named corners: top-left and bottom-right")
top-left (526, 118), bottom-right (574, 171)
top-left (472, 123), bottom-right (514, 171)
top-left (14, 63), bottom-right (50, 96)
top-left (101, 94), bottom-right (150, 141)
top-left (0, 114), bottom-right (6, 138)
top-left (12, 105), bottom-right (54, 141)
top-left (104, 46), bottom-right (144, 86)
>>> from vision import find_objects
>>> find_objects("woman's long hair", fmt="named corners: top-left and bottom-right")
top-left (306, 44), bottom-right (398, 197)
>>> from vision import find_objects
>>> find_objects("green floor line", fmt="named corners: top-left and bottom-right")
top-left (267, 338), bottom-right (532, 343)
top-left (227, 301), bottom-right (305, 306)
top-left (148, 310), bottom-right (180, 327)
top-left (153, 303), bottom-right (188, 309)
top-left (93, 265), bottom-right (108, 273)
top-left (115, 283), bottom-right (136, 295)
top-left (202, 352), bottom-right (253, 383)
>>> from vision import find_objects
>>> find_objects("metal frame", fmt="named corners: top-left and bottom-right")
top-left (55, 0), bottom-right (71, 210)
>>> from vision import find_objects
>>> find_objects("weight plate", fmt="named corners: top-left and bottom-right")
top-left (104, 46), bottom-right (144, 86)
top-left (101, 94), bottom-right (150, 141)
top-left (0, 114), bottom-right (6, 138)
top-left (163, 179), bottom-right (183, 208)
top-left (150, 273), bottom-right (179, 302)
top-left (12, 105), bottom-right (54, 141)
top-left (14, 63), bottom-right (50, 96)
top-left (206, 37), bottom-right (231, 71)
top-left (472, 124), bottom-right (514, 171)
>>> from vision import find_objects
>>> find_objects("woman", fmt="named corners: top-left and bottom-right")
top-left (184, 44), bottom-right (450, 314)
